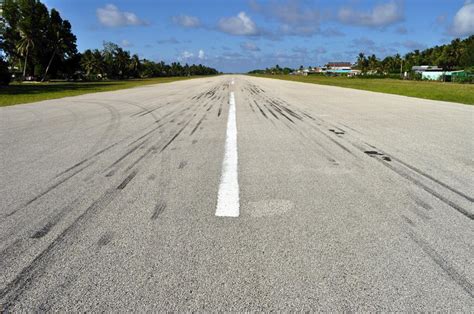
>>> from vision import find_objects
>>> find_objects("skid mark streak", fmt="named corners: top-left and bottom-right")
top-left (117, 171), bottom-right (138, 190)
top-left (263, 104), bottom-right (280, 120)
top-left (55, 142), bottom-right (120, 178)
top-left (7, 164), bottom-right (88, 218)
top-left (151, 201), bottom-right (166, 220)
top-left (269, 103), bottom-right (294, 123)
top-left (29, 197), bottom-right (82, 239)
top-left (97, 232), bottom-right (114, 247)
top-left (190, 115), bottom-right (206, 135)
top-left (106, 139), bottom-right (149, 172)
top-left (383, 161), bottom-right (473, 220)
top-left (254, 102), bottom-right (268, 119)
top-left (391, 156), bottom-right (473, 203)
top-left (0, 189), bottom-right (118, 308)
top-left (407, 230), bottom-right (474, 297)
top-left (160, 118), bottom-right (193, 153)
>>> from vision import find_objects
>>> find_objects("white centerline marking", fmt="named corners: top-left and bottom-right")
top-left (215, 91), bottom-right (239, 217)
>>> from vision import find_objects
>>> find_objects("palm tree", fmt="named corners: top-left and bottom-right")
top-left (16, 31), bottom-right (34, 78)
top-left (368, 54), bottom-right (379, 73)
top-left (81, 49), bottom-right (104, 78)
top-left (42, 30), bottom-right (63, 82)
top-left (357, 53), bottom-right (368, 74)
top-left (129, 54), bottom-right (140, 77)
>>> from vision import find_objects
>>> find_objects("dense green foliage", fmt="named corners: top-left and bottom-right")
top-left (1, 0), bottom-right (77, 80)
top-left (0, 0), bottom-right (218, 82)
top-left (0, 56), bottom-right (11, 85)
top-left (248, 64), bottom-right (294, 75)
top-left (355, 36), bottom-right (474, 74)
top-left (249, 36), bottom-right (474, 80)
top-left (81, 42), bottom-right (218, 80)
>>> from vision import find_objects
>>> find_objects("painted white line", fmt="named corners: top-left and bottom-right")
top-left (231, 79), bottom-right (235, 85)
top-left (215, 91), bottom-right (239, 217)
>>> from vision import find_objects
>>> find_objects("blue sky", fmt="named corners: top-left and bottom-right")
top-left (43, 0), bottom-right (474, 72)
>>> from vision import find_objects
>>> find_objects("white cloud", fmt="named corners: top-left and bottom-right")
top-left (96, 4), bottom-right (148, 27)
top-left (198, 49), bottom-right (205, 59)
top-left (121, 39), bottom-right (132, 47)
top-left (450, 1), bottom-right (474, 36)
top-left (250, 0), bottom-right (321, 36)
top-left (172, 15), bottom-right (201, 28)
top-left (240, 41), bottom-right (260, 51)
top-left (338, 1), bottom-right (404, 27)
top-left (218, 12), bottom-right (259, 36)
top-left (180, 51), bottom-right (194, 60)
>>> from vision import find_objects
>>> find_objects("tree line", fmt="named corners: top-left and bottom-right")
top-left (355, 36), bottom-right (474, 75)
top-left (0, 0), bottom-right (218, 85)
top-left (248, 36), bottom-right (474, 77)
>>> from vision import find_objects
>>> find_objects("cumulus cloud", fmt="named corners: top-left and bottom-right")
top-left (198, 49), bottom-right (205, 59)
top-left (338, 0), bottom-right (404, 27)
top-left (96, 4), bottom-right (148, 27)
top-left (250, 0), bottom-right (321, 36)
top-left (218, 12), bottom-right (259, 36)
top-left (180, 51), bottom-right (194, 60)
top-left (120, 39), bottom-right (132, 47)
top-left (240, 41), bottom-right (260, 51)
top-left (450, 1), bottom-right (474, 36)
top-left (172, 15), bottom-right (201, 28)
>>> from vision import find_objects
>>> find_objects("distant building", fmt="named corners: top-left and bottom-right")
top-left (326, 62), bottom-right (352, 71)
top-left (412, 65), bottom-right (443, 73)
top-left (325, 62), bottom-right (352, 74)
top-left (422, 70), bottom-right (464, 81)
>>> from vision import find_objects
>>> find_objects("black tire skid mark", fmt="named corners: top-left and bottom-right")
top-left (55, 141), bottom-right (120, 178)
top-left (390, 156), bottom-right (473, 203)
top-left (0, 87), bottom-right (220, 305)
top-left (406, 229), bottom-right (474, 298)
top-left (253, 101), bottom-right (268, 119)
top-left (377, 157), bottom-right (473, 220)
top-left (0, 188), bottom-right (120, 309)
top-left (125, 98), bottom-right (208, 172)
top-left (0, 197), bottom-right (82, 272)
top-left (68, 100), bottom-right (122, 154)
top-left (105, 99), bottom-right (202, 175)
top-left (5, 163), bottom-right (90, 218)
top-left (151, 201), bottom-right (166, 220)
top-left (299, 108), bottom-right (473, 219)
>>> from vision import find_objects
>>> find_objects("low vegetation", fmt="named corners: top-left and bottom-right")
top-left (253, 74), bottom-right (474, 105)
top-left (0, 77), bottom-right (194, 107)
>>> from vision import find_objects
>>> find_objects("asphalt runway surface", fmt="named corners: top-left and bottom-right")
top-left (0, 75), bottom-right (473, 311)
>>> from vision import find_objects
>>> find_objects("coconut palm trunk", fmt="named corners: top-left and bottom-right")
top-left (42, 48), bottom-right (57, 82)
top-left (22, 44), bottom-right (29, 79)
